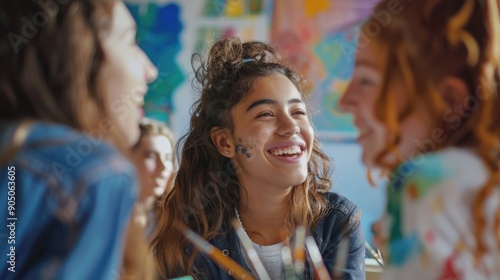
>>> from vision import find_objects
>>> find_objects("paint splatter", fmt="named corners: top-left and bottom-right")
top-left (235, 144), bottom-right (251, 158)
top-left (235, 138), bottom-right (254, 158)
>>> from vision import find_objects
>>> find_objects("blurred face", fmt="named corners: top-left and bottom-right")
top-left (133, 134), bottom-right (174, 201)
top-left (339, 43), bottom-right (434, 168)
top-left (229, 74), bottom-right (314, 192)
top-left (99, 2), bottom-right (157, 146)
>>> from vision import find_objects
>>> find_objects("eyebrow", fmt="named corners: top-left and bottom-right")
top-left (246, 98), bottom-right (304, 112)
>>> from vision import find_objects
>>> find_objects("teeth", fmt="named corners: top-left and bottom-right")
top-left (270, 145), bottom-right (301, 156)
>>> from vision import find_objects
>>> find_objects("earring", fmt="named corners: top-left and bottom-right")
top-left (225, 150), bottom-right (230, 155)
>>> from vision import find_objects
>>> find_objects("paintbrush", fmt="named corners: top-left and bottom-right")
top-left (175, 222), bottom-right (256, 280)
top-left (364, 241), bottom-right (384, 267)
top-left (291, 225), bottom-right (307, 279)
top-left (280, 228), bottom-right (297, 280)
top-left (304, 235), bottom-right (331, 280)
top-left (231, 219), bottom-right (271, 280)
top-left (332, 237), bottom-right (349, 280)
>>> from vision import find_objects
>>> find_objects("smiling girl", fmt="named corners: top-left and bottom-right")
top-left (339, 0), bottom-right (500, 278)
top-left (132, 118), bottom-right (175, 205)
top-left (152, 37), bottom-right (365, 279)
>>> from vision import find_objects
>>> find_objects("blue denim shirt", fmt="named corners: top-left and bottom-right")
top-left (0, 121), bottom-right (138, 279)
top-left (191, 192), bottom-right (365, 280)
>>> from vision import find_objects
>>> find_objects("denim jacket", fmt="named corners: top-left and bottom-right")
top-left (191, 192), bottom-right (365, 280)
top-left (0, 121), bottom-right (137, 279)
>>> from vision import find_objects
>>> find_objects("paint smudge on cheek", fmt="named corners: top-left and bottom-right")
top-left (235, 144), bottom-right (252, 158)
top-left (235, 138), bottom-right (255, 158)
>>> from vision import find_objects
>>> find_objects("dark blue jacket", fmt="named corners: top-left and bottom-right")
top-left (192, 192), bottom-right (365, 280)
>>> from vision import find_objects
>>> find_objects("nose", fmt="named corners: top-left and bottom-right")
top-left (156, 156), bottom-right (167, 173)
top-left (278, 114), bottom-right (299, 136)
top-left (141, 50), bottom-right (158, 83)
top-left (338, 81), bottom-right (356, 113)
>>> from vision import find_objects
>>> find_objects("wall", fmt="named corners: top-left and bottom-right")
top-left (322, 141), bottom-right (386, 248)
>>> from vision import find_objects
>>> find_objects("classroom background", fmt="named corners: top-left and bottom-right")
top-left (124, 0), bottom-right (385, 261)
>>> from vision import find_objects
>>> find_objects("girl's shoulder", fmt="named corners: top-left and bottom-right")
top-left (389, 148), bottom-right (488, 197)
top-left (323, 191), bottom-right (359, 217)
top-left (1, 120), bottom-right (137, 189)
top-left (385, 149), bottom-right (500, 278)
top-left (319, 192), bottom-right (362, 236)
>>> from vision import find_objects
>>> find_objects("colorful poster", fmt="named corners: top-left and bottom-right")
top-left (171, 0), bottom-right (270, 135)
top-left (193, 0), bottom-right (269, 53)
top-left (124, 0), bottom-right (378, 138)
top-left (125, 1), bottom-right (185, 124)
top-left (202, 0), bottom-right (264, 17)
top-left (125, 0), bottom-right (269, 133)
top-left (271, 0), bottom-right (380, 141)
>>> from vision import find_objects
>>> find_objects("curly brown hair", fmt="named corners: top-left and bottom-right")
top-left (152, 37), bottom-right (333, 278)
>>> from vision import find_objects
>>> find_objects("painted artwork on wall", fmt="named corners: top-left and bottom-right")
top-left (271, 0), bottom-right (380, 141)
top-left (125, 0), bottom-right (378, 138)
top-left (202, 0), bottom-right (264, 17)
top-left (193, 0), bottom-right (269, 53)
top-left (125, 0), bottom-right (269, 131)
top-left (125, 1), bottom-right (185, 124)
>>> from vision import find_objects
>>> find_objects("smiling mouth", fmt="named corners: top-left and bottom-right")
top-left (357, 128), bottom-right (371, 140)
top-left (153, 176), bottom-right (167, 184)
top-left (268, 145), bottom-right (304, 158)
